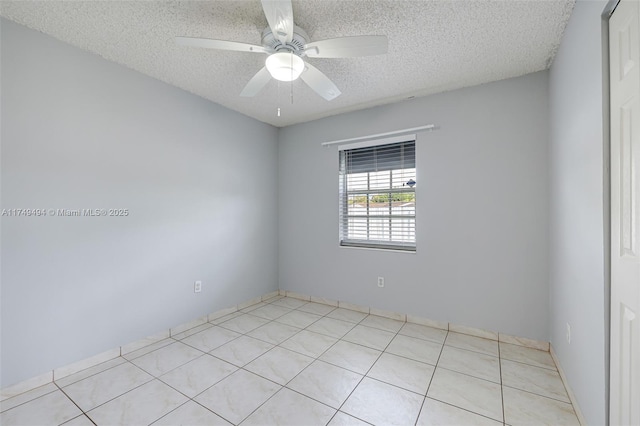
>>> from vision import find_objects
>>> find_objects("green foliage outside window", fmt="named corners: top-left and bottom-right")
top-left (349, 193), bottom-right (415, 204)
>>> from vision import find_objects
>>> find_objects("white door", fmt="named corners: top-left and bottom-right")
top-left (610, 1), bottom-right (640, 425)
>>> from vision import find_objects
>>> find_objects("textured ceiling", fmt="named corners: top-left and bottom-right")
top-left (0, 1), bottom-right (574, 127)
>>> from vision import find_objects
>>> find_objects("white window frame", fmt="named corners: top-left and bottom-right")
top-left (338, 135), bottom-right (416, 252)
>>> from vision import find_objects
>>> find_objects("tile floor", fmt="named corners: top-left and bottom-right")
top-left (0, 296), bottom-right (581, 425)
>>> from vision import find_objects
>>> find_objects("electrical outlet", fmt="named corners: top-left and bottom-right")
top-left (566, 323), bottom-right (571, 344)
top-left (377, 277), bottom-right (384, 288)
top-left (194, 281), bottom-right (202, 293)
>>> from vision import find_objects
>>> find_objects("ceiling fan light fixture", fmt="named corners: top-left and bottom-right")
top-left (265, 52), bottom-right (304, 82)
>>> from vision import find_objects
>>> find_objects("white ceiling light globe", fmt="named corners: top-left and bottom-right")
top-left (265, 52), bottom-right (304, 82)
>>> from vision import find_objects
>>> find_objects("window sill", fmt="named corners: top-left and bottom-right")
top-left (339, 244), bottom-right (416, 254)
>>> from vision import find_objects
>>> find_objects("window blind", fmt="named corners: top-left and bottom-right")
top-left (339, 140), bottom-right (416, 251)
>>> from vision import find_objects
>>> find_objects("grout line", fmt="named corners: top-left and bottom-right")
top-left (326, 410), bottom-right (375, 426)
top-left (498, 356), bottom-right (557, 371)
top-left (65, 362), bottom-right (154, 417)
top-left (442, 339), bottom-right (500, 358)
top-left (498, 337), bottom-right (506, 425)
top-left (424, 396), bottom-right (505, 425)
top-left (420, 335), bottom-right (534, 424)
top-left (501, 383), bottom-right (574, 405)
top-left (332, 314), bottom-right (405, 422)
top-left (210, 316), bottom-right (309, 423)
top-left (0, 386), bottom-right (59, 415)
top-left (205, 298), bottom-right (329, 420)
top-left (149, 400), bottom-right (190, 425)
top-left (154, 328), bottom-right (283, 425)
top-left (414, 329), bottom-right (448, 425)
top-left (188, 379), bottom-right (240, 426)
top-left (427, 363), bottom-right (502, 386)
top-left (52, 358), bottom-right (128, 390)
top-left (283, 386), bottom-right (346, 417)
top-left (84, 413), bottom-right (98, 426)
top-left (53, 382), bottom-right (97, 425)
top-left (191, 399), bottom-right (236, 425)
top-left (235, 386), bottom-right (282, 424)
top-left (549, 344), bottom-right (587, 425)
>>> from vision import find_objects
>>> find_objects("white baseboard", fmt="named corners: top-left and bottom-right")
top-left (261, 291), bottom-right (280, 301)
top-left (53, 348), bottom-right (120, 382)
top-left (550, 344), bottom-right (587, 426)
top-left (500, 332), bottom-right (550, 351)
top-left (121, 330), bottom-right (171, 356)
top-left (2, 288), bottom-right (553, 403)
top-left (284, 291), bottom-right (311, 301)
top-left (338, 300), bottom-right (370, 313)
top-left (279, 289), bottom-right (549, 352)
top-left (407, 314), bottom-right (448, 331)
top-left (170, 315), bottom-right (208, 337)
top-left (370, 307), bottom-right (406, 321)
top-left (0, 371), bottom-right (53, 402)
top-left (0, 291), bottom-right (276, 398)
top-left (449, 323), bottom-right (499, 341)
top-left (237, 296), bottom-right (263, 310)
top-left (310, 296), bottom-right (338, 307)
top-left (207, 306), bottom-right (238, 322)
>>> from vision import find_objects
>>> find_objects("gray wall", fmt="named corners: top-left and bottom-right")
top-left (548, 1), bottom-right (608, 424)
top-left (0, 19), bottom-right (279, 387)
top-left (278, 71), bottom-right (550, 341)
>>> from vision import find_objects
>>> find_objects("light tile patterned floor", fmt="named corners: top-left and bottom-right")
top-left (0, 296), bottom-right (581, 426)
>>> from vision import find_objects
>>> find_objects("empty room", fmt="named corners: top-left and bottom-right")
top-left (1, 0), bottom-right (637, 425)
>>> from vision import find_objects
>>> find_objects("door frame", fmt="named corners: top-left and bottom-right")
top-left (601, 1), bottom-right (618, 423)
top-left (602, 1), bottom-right (640, 425)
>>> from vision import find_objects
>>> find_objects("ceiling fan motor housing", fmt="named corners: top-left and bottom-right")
top-left (261, 25), bottom-right (309, 55)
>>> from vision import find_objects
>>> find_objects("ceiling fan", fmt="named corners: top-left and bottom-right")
top-left (176, 0), bottom-right (388, 101)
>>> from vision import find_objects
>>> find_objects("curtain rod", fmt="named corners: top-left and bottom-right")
top-left (320, 124), bottom-right (438, 147)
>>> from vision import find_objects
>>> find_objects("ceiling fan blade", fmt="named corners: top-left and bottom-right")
top-left (261, 0), bottom-right (294, 44)
top-left (300, 62), bottom-right (341, 101)
top-left (304, 35), bottom-right (388, 58)
top-left (176, 37), bottom-right (270, 54)
top-left (240, 67), bottom-right (272, 97)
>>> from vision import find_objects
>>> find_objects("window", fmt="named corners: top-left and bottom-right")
top-left (339, 139), bottom-right (416, 251)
